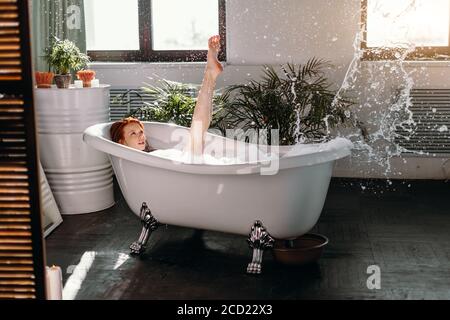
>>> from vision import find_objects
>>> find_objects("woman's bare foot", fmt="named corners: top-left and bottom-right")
top-left (206, 35), bottom-right (223, 78)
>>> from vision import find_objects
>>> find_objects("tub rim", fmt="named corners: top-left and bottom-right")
top-left (83, 121), bottom-right (353, 175)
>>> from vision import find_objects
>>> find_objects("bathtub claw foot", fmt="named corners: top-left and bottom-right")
top-left (130, 202), bottom-right (159, 255)
top-left (246, 220), bottom-right (274, 275)
top-left (130, 241), bottom-right (144, 255)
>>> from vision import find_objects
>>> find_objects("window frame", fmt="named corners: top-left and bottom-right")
top-left (87, 0), bottom-right (226, 62)
top-left (361, 0), bottom-right (450, 61)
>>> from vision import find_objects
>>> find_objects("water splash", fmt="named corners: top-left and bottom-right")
top-left (280, 65), bottom-right (308, 144)
top-left (321, 0), bottom-right (444, 188)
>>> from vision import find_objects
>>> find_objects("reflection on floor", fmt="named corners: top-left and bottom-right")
top-left (45, 178), bottom-right (450, 300)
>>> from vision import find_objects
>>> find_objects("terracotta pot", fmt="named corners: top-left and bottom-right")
top-left (35, 71), bottom-right (54, 88)
top-left (272, 233), bottom-right (328, 266)
top-left (76, 70), bottom-right (96, 87)
top-left (54, 74), bottom-right (72, 89)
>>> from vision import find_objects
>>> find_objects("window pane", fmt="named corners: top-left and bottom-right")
top-left (151, 0), bottom-right (219, 51)
top-left (366, 0), bottom-right (449, 48)
top-left (85, 0), bottom-right (139, 51)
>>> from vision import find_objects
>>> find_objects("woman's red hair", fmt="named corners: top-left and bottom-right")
top-left (110, 117), bottom-right (144, 144)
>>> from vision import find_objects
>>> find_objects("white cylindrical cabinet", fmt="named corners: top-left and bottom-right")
top-left (35, 85), bottom-right (114, 214)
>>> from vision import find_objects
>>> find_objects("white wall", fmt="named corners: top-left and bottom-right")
top-left (91, 0), bottom-right (361, 87)
top-left (90, 0), bottom-right (450, 180)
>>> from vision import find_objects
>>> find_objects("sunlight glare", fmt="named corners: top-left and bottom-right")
top-left (366, 0), bottom-right (450, 48)
top-left (62, 251), bottom-right (96, 300)
top-left (85, 0), bottom-right (139, 51)
top-left (152, 0), bottom-right (219, 50)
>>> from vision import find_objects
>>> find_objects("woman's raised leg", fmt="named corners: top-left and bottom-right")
top-left (188, 35), bottom-right (223, 158)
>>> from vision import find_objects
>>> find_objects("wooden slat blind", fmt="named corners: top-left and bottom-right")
top-left (0, 0), bottom-right (46, 299)
top-left (0, 0), bottom-right (21, 81)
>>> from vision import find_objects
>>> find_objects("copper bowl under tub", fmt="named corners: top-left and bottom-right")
top-left (272, 233), bottom-right (329, 266)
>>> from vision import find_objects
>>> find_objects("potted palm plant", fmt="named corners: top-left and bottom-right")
top-left (44, 37), bottom-right (90, 89)
top-left (215, 58), bottom-right (367, 145)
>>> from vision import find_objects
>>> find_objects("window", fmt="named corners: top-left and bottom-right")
top-left (361, 0), bottom-right (450, 60)
top-left (85, 0), bottom-right (226, 62)
top-left (85, 0), bottom-right (140, 51)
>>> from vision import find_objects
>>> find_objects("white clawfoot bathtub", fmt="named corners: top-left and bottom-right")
top-left (83, 121), bottom-right (352, 274)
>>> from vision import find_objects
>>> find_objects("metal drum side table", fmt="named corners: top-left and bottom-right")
top-left (34, 84), bottom-right (114, 215)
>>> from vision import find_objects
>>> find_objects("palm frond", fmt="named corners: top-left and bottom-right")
top-left (216, 58), bottom-right (358, 145)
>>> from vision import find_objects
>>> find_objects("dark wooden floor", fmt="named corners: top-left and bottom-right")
top-left (45, 178), bottom-right (450, 300)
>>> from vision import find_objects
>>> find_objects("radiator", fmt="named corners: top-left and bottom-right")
top-left (110, 88), bottom-right (450, 155)
top-left (109, 87), bottom-right (197, 121)
top-left (109, 88), bottom-right (156, 121)
top-left (395, 89), bottom-right (450, 155)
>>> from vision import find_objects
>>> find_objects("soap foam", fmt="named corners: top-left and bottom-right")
top-left (150, 148), bottom-right (276, 165)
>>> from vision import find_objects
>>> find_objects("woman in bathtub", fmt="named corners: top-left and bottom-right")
top-left (110, 35), bottom-right (223, 157)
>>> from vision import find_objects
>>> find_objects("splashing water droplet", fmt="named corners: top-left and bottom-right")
top-left (330, 26), bottom-right (419, 183)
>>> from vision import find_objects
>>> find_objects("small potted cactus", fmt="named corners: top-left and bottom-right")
top-left (35, 71), bottom-right (54, 88)
top-left (44, 37), bottom-right (90, 89)
top-left (76, 69), bottom-right (96, 87)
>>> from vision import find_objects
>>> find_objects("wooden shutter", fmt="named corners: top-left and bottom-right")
top-left (0, 0), bottom-right (46, 299)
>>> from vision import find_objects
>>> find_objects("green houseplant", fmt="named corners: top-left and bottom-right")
top-left (217, 58), bottom-right (366, 145)
top-left (116, 78), bottom-right (229, 129)
top-left (44, 37), bottom-right (90, 88)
